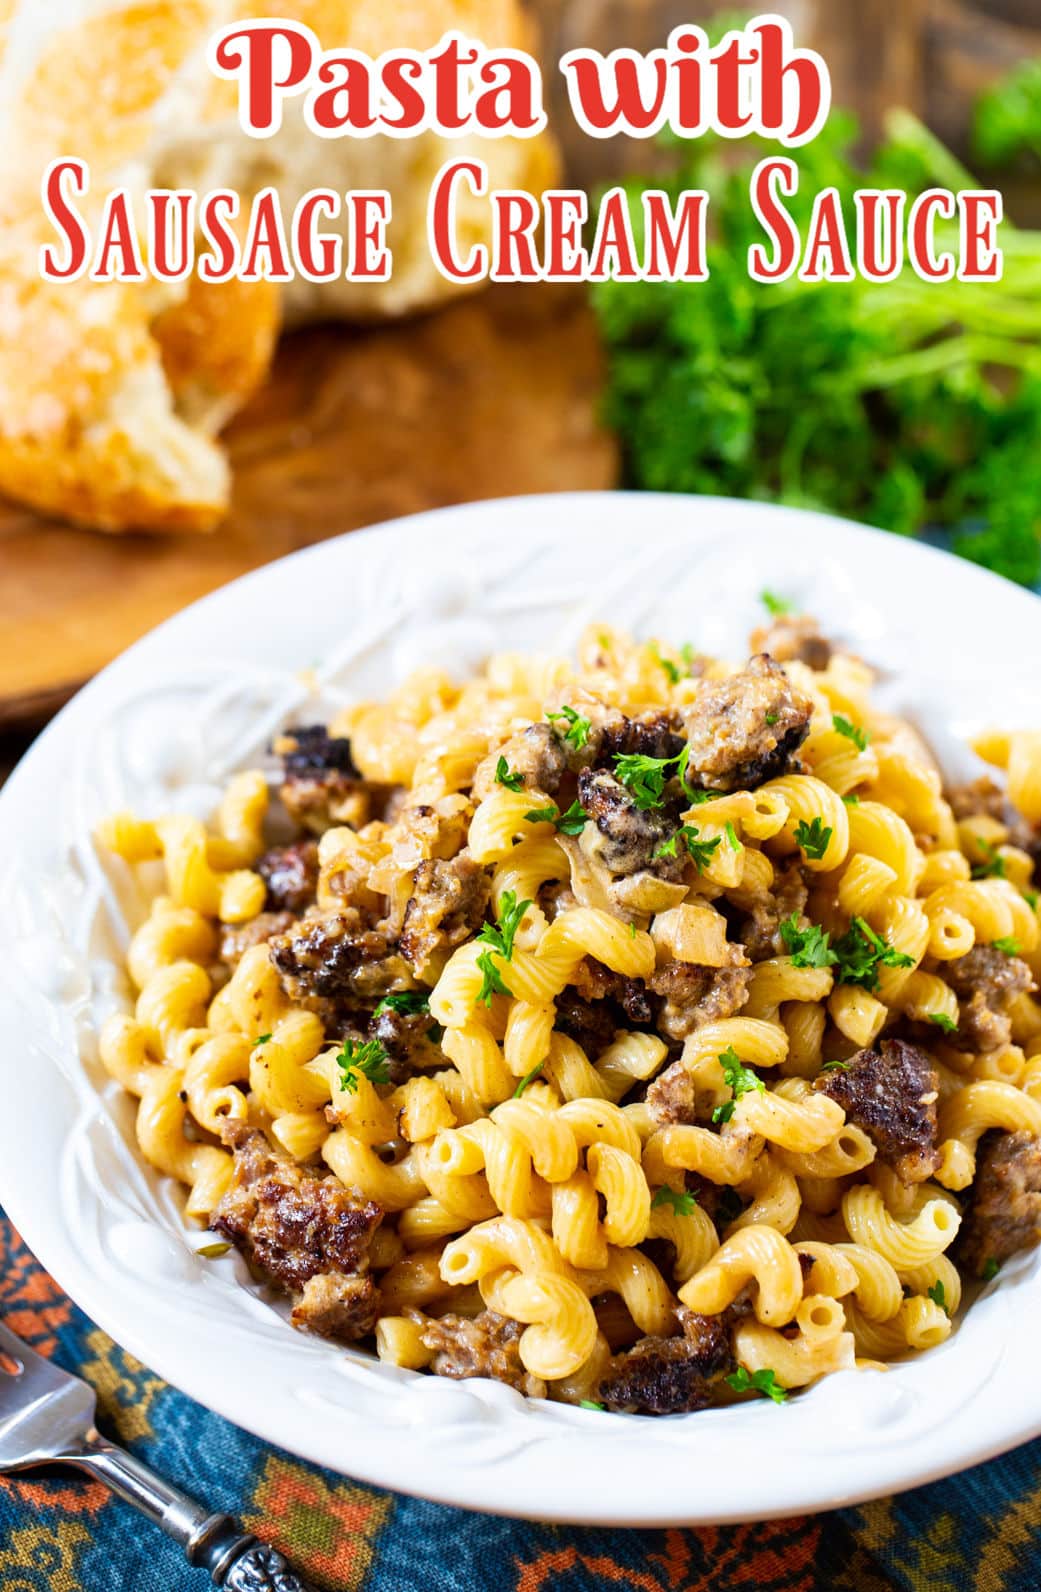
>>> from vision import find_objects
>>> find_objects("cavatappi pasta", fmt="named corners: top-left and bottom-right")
top-left (96, 610), bottom-right (1041, 1416)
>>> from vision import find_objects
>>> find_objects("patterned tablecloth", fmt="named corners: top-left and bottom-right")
top-left (4, 1212), bottom-right (1041, 1592)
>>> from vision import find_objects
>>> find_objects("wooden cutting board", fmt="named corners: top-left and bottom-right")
top-left (0, 283), bottom-right (617, 727)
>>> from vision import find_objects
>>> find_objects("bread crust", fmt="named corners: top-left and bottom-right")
top-left (0, 0), bottom-right (558, 532)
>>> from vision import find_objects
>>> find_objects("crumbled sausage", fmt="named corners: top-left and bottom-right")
top-left (599, 1308), bottom-right (733, 1415)
top-left (220, 911), bottom-right (294, 968)
top-left (958, 1130), bottom-right (1041, 1277)
top-left (553, 990), bottom-right (621, 1060)
top-left (269, 909), bottom-right (415, 1009)
top-left (945, 946), bottom-right (1036, 1052)
top-left (749, 614), bottom-right (833, 671)
top-left (681, 655), bottom-right (813, 792)
top-left (400, 853), bottom-right (491, 979)
top-left (371, 1000), bottom-right (439, 1084)
top-left (570, 956), bottom-right (654, 1025)
top-left (596, 710), bottom-right (686, 765)
top-left (274, 724), bottom-right (398, 834)
top-left (472, 724), bottom-right (569, 800)
top-left (947, 777), bottom-right (1041, 874)
top-left (211, 1124), bottom-right (381, 1342)
top-left (648, 962), bottom-right (753, 1043)
top-left (258, 839), bottom-right (319, 914)
top-left (577, 769), bottom-right (681, 878)
top-left (409, 1309), bottom-right (547, 1398)
top-left (813, 1038), bottom-right (941, 1183)
top-left (735, 859), bottom-right (809, 962)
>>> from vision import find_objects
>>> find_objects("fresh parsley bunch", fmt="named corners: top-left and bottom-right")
top-left (594, 100), bottom-right (1041, 587)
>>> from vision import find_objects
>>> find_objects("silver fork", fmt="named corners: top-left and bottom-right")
top-left (0, 1319), bottom-right (317, 1590)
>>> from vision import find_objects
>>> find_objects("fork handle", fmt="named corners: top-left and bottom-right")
top-left (64, 1431), bottom-right (319, 1589)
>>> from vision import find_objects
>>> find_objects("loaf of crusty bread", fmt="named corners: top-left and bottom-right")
top-left (0, 1), bottom-right (557, 533)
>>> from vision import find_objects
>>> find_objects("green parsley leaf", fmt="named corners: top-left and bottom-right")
top-left (832, 916), bottom-right (914, 991)
top-left (652, 644), bottom-right (681, 685)
top-left (478, 890), bottom-right (531, 961)
top-left (651, 1186), bottom-right (697, 1216)
top-left (513, 1063), bottom-right (545, 1097)
top-left (196, 1241), bottom-right (232, 1259)
top-left (613, 743), bottom-right (694, 811)
top-left (992, 937), bottom-right (1022, 956)
top-left (820, 1058), bottom-right (850, 1071)
top-left (679, 642), bottom-right (700, 673)
top-left (373, 991), bottom-right (430, 1019)
top-left (547, 705), bottom-right (592, 751)
top-left (764, 712), bottom-right (779, 726)
top-left (253, 1032), bottom-right (272, 1047)
top-left (524, 801), bottom-right (587, 836)
top-left (654, 824), bottom-right (722, 873)
top-left (578, 1399), bottom-right (605, 1411)
top-left (779, 913), bottom-right (838, 970)
top-left (1025, 887), bottom-right (1039, 912)
top-left (724, 820), bottom-right (740, 852)
top-left (629, 922), bottom-right (637, 939)
top-left (760, 591), bottom-right (793, 618)
top-left (793, 816), bottom-right (833, 861)
top-left (842, 793), bottom-right (861, 806)
top-left (712, 1046), bottom-right (765, 1124)
top-left (981, 1258), bottom-right (1001, 1281)
top-left (335, 1038), bottom-right (391, 1094)
top-left (476, 948), bottom-right (511, 1006)
top-left (494, 755), bottom-right (524, 793)
top-left (726, 1365), bottom-right (788, 1404)
top-left (971, 838), bottom-right (1008, 881)
top-left (927, 1280), bottom-right (949, 1315)
top-left (926, 1012), bottom-right (958, 1034)
top-left (833, 714), bottom-right (870, 752)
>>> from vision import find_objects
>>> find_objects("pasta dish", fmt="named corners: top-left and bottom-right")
top-left (96, 607), bottom-right (1041, 1415)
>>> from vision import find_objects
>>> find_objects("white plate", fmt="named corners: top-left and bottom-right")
top-left (2, 492), bottom-right (1041, 1526)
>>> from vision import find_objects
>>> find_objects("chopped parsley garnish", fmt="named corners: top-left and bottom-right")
top-left (629, 922), bottom-right (637, 939)
top-left (820, 1058), bottom-right (850, 1071)
top-left (760, 590), bottom-right (792, 618)
top-left (726, 1366), bottom-right (788, 1404)
top-left (335, 1038), bottom-right (391, 1094)
top-left (494, 756), bottom-right (524, 792)
top-left (253, 1033), bottom-right (272, 1047)
top-left (724, 820), bottom-right (740, 852)
top-left (476, 951), bottom-right (511, 1006)
top-left (764, 712), bottom-right (779, 726)
top-left (832, 916), bottom-right (914, 991)
top-left (1025, 888), bottom-right (1040, 912)
top-left (970, 839), bottom-right (1007, 881)
top-left (680, 642), bottom-right (700, 672)
top-left (579, 1399), bottom-right (605, 1411)
top-left (475, 890), bottom-right (530, 1005)
top-left (981, 1258), bottom-right (1001, 1281)
top-left (794, 816), bottom-right (833, 861)
top-left (654, 824), bottom-right (721, 873)
top-left (196, 1241), bottom-right (232, 1259)
top-left (373, 991), bottom-right (430, 1018)
top-left (926, 1012), bottom-right (958, 1034)
top-left (927, 1280), bottom-right (949, 1316)
top-left (547, 705), bottom-right (592, 751)
top-left (651, 1186), bottom-right (697, 1216)
top-left (613, 743), bottom-right (694, 810)
top-left (833, 714), bottom-right (870, 751)
top-left (524, 800), bottom-right (587, 836)
top-left (513, 1063), bottom-right (545, 1097)
top-left (652, 644), bottom-right (681, 684)
top-left (842, 793), bottom-right (860, 805)
top-left (712, 1047), bottom-right (765, 1124)
top-left (992, 937), bottom-right (1022, 957)
top-left (779, 913), bottom-right (838, 970)
top-left (478, 891), bottom-right (530, 961)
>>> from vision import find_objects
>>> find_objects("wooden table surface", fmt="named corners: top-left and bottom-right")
top-left (0, 283), bottom-right (617, 727)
